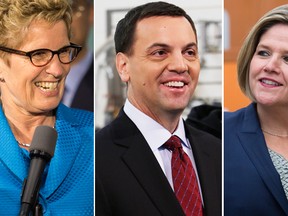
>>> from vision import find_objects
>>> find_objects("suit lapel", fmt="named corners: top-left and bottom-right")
top-left (113, 111), bottom-right (185, 216)
top-left (185, 123), bottom-right (221, 215)
top-left (0, 107), bottom-right (29, 182)
top-left (0, 105), bottom-right (83, 200)
top-left (41, 104), bottom-right (82, 198)
top-left (239, 104), bottom-right (288, 214)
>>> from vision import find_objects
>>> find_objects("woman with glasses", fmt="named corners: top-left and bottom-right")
top-left (0, 0), bottom-right (93, 215)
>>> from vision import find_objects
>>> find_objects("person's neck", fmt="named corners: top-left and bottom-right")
top-left (128, 98), bottom-right (182, 134)
top-left (2, 101), bottom-right (55, 145)
top-left (257, 104), bottom-right (288, 136)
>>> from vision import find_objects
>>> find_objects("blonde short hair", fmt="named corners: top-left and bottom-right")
top-left (237, 4), bottom-right (288, 101)
top-left (0, 0), bottom-right (72, 50)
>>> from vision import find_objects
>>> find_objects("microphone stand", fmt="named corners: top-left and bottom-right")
top-left (19, 153), bottom-right (47, 216)
top-left (19, 201), bottom-right (43, 216)
top-left (19, 125), bottom-right (57, 216)
top-left (33, 203), bottom-right (43, 216)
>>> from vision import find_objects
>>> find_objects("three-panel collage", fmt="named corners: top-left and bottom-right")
top-left (0, 0), bottom-right (288, 215)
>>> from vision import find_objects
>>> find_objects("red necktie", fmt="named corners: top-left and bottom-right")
top-left (164, 135), bottom-right (203, 216)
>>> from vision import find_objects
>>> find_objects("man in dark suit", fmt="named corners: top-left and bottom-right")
top-left (62, 0), bottom-right (94, 112)
top-left (96, 2), bottom-right (221, 215)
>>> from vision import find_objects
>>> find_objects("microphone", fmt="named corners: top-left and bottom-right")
top-left (19, 125), bottom-right (58, 216)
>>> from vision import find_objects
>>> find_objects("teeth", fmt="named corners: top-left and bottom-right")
top-left (35, 82), bottom-right (58, 91)
top-left (261, 79), bottom-right (281, 86)
top-left (164, 81), bottom-right (184, 87)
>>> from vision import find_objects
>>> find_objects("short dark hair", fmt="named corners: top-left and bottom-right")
top-left (114, 1), bottom-right (197, 55)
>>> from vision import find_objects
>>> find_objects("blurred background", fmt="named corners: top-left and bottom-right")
top-left (224, 0), bottom-right (287, 111)
top-left (94, 0), bottom-right (222, 129)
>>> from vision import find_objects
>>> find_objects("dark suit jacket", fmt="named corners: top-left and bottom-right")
top-left (186, 104), bottom-right (222, 139)
top-left (96, 109), bottom-right (221, 216)
top-left (71, 61), bottom-right (94, 112)
top-left (224, 103), bottom-right (288, 215)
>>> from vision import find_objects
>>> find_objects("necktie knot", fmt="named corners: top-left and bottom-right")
top-left (164, 135), bottom-right (203, 216)
top-left (164, 135), bottom-right (182, 151)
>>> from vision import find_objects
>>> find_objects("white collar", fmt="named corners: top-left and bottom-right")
top-left (123, 99), bottom-right (189, 152)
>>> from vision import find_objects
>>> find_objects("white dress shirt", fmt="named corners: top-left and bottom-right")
top-left (123, 99), bottom-right (203, 201)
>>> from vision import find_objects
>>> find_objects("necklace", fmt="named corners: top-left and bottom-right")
top-left (262, 128), bottom-right (288, 138)
top-left (16, 126), bottom-right (55, 148)
top-left (17, 141), bottom-right (30, 147)
top-left (15, 124), bottom-right (55, 148)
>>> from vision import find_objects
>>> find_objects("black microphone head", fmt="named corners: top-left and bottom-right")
top-left (29, 125), bottom-right (58, 158)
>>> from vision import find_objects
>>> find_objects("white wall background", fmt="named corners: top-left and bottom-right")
top-left (94, 0), bottom-right (222, 128)
top-left (94, 0), bottom-right (222, 50)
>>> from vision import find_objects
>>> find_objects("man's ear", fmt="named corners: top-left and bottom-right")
top-left (116, 52), bottom-right (130, 82)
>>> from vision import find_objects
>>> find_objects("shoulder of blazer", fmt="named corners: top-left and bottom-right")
top-left (57, 103), bottom-right (94, 127)
top-left (224, 103), bottom-right (255, 125)
top-left (96, 108), bottom-right (137, 142)
top-left (185, 122), bottom-right (221, 148)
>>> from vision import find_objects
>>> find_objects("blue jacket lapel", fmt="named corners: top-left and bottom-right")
top-left (0, 104), bottom-right (90, 205)
top-left (239, 104), bottom-right (288, 214)
top-left (0, 106), bottom-right (29, 182)
top-left (41, 104), bottom-right (82, 198)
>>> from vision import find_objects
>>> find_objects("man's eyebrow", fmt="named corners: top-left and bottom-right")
top-left (186, 42), bottom-right (198, 49)
top-left (146, 43), bottom-right (170, 51)
top-left (146, 42), bottom-right (198, 51)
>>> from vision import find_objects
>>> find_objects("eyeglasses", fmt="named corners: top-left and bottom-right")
top-left (0, 43), bottom-right (82, 67)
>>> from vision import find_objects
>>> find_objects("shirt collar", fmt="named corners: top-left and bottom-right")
top-left (123, 99), bottom-right (189, 152)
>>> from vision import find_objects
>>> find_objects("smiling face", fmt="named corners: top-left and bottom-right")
top-left (249, 24), bottom-right (288, 107)
top-left (0, 20), bottom-right (70, 114)
top-left (116, 16), bottom-right (200, 123)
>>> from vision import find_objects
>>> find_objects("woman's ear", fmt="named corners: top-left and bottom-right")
top-left (0, 58), bottom-right (7, 83)
top-left (115, 52), bottom-right (130, 83)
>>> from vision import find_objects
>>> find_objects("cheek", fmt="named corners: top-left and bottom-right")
top-left (249, 56), bottom-right (264, 77)
top-left (64, 65), bottom-right (71, 76)
top-left (189, 62), bottom-right (200, 79)
top-left (248, 58), bottom-right (262, 94)
top-left (130, 63), bottom-right (155, 84)
top-left (10, 64), bottom-right (37, 79)
top-left (7, 64), bottom-right (41, 94)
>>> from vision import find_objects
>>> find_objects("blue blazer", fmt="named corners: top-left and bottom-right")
top-left (224, 103), bottom-right (288, 215)
top-left (0, 104), bottom-right (94, 215)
